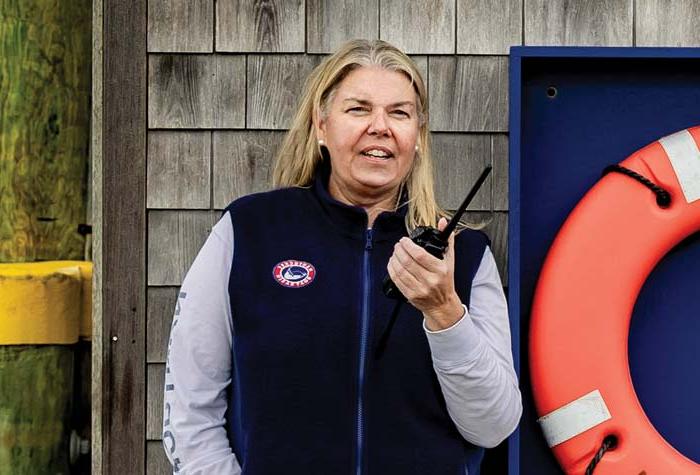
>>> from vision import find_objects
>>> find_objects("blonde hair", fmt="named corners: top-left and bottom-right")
top-left (272, 39), bottom-right (448, 231)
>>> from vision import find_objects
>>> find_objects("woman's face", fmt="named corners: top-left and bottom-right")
top-left (316, 66), bottom-right (420, 206)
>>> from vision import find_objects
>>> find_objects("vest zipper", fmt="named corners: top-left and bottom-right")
top-left (356, 228), bottom-right (373, 475)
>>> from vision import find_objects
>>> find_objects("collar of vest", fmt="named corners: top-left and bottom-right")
top-left (311, 158), bottom-right (408, 242)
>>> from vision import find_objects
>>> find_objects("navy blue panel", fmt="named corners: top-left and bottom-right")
top-left (630, 232), bottom-right (700, 461)
top-left (511, 49), bottom-right (700, 475)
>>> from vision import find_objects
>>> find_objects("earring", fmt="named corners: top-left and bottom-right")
top-left (415, 144), bottom-right (419, 152)
top-left (318, 139), bottom-right (325, 146)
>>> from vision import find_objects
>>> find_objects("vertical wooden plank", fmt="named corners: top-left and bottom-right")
top-left (91, 0), bottom-right (104, 471)
top-left (148, 55), bottom-right (245, 129)
top-left (429, 56), bottom-right (508, 132)
top-left (212, 131), bottom-right (285, 208)
top-left (147, 287), bottom-right (179, 364)
top-left (380, 0), bottom-right (455, 54)
top-left (216, 0), bottom-right (305, 52)
top-left (465, 211), bottom-right (508, 285)
top-left (307, 0), bottom-right (379, 53)
top-left (457, 0), bottom-right (522, 54)
top-left (146, 441), bottom-right (171, 475)
top-left (492, 134), bottom-right (508, 211)
top-left (103, 0), bottom-right (146, 472)
top-left (147, 0), bottom-right (213, 52)
top-left (636, 0), bottom-right (700, 46)
top-left (146, 364), bottom-right (166, 440)
top-left (247, 55), bottom-right (323, 129)
top-left (525, 0), bottom-right (633, 46)
top-left (147, 131), bottom-right (211, 209)
top-left (147, 210), bottom-right (219, 286)
top-left (432, 133), bottom-right (492, 211)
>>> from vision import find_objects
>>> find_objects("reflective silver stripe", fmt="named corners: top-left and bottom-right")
top-left (537, 390), bottom-right (611, 448)
top-left (659, 129), bottom-right (700, 203)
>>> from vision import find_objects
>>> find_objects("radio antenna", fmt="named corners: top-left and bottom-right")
top-left (439, 165), bottom-right (492, 239)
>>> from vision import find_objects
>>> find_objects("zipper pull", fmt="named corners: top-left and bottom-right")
top-left (365, 229), bottom-right (373, 250)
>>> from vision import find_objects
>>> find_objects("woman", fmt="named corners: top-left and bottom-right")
top-left (163, 39), bottom-right (521, 475)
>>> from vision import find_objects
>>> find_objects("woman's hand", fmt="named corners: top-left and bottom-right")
top-left (387, 217), bottom-right (465, 331)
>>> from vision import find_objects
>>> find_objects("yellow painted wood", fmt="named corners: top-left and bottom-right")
top-left (0, 261), bottom-right (92, 344)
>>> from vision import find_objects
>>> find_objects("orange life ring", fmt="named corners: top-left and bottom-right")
top-left (530, 126), bottom-right (700, 474)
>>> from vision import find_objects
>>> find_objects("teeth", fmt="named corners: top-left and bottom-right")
top-left (363, 149), bottom-right (390, 158)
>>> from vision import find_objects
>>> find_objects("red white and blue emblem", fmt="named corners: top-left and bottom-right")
top-left (272, 260), bottom-right (316, 288)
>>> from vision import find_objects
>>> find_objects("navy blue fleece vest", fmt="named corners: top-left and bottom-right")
top-left (224, 170), bottom-right (489, 475)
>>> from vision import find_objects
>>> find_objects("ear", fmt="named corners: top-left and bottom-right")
top-left (312, 106), bottom-right (327, 143)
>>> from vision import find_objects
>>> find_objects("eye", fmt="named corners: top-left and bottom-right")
top-left (391, 109), bottom-right (410, 118)
top-left (346, 106), bottom-right (369, 114)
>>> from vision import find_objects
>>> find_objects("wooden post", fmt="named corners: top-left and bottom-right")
top-left (96, 0), bottom-right (147, 473)
top-left (0, 0), bottom-right (91, 262)
top-left (0, 346), bottom-right (74, 473)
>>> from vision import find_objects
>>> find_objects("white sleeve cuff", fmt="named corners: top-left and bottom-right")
top-left (423, 304), bottom-right (484, 365)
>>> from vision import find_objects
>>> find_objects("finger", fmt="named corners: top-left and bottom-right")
top-left (438, 216), bottom-right (456, 263)
top-left (393, 242), bottom-right (443, 293)
top-left (398, 237), bottom-right (442, 272)
top-left (392, 241), bottom-right (424, 281)
top-left (387, 256), bottom-right (423, 299)
top-left (390, 248), bottom-right (433, 292)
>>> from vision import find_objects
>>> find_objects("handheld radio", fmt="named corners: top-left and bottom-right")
top-left (381, 165), bottom-right (493, 301)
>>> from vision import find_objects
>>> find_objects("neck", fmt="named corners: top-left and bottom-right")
top-left (328, 182), bottom-right (399, 228)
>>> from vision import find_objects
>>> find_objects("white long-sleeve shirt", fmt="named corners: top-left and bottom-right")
top-left (163, 211), bottom-right (522, 474)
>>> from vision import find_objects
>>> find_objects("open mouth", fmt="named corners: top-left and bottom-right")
top-left (361, 150), bottom-right (393, 160)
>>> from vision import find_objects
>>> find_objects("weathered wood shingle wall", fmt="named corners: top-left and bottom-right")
top-left (142, 1), bottom-right (700, 472)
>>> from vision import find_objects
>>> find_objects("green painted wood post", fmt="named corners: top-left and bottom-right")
top-left (0, 0), bottom-right (92, 262)
top-left (0, 346), bottom-right (73, 474)
top-left (0, 1), bottom-right (91, 472)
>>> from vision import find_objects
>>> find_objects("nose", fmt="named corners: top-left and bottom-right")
top-left (367, 110), bottom-right (391, 137)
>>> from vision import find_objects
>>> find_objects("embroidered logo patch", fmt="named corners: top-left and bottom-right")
top-left (272, 260), bottom-right (316, 288)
